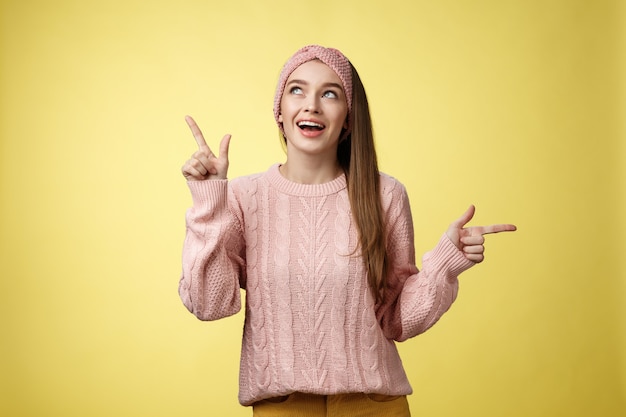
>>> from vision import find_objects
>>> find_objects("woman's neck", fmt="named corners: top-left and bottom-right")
top-left (279, 157), bottom-right (343, 185)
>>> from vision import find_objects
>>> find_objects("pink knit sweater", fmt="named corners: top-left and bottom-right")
top-left (179, 164), bottom-right (474, 406)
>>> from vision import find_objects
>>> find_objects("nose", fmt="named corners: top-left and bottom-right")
top-left (304, 96), bottom-right (321, 113)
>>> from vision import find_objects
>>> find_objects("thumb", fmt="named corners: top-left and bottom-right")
top-left (451, 205), bottom-right (475, 229)
top-left (219, 134), bottom-right (231, 160)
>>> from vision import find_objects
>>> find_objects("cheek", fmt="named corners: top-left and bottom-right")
top-left (339, 108), bottom-right (349, 129)
top-left (279, 95), bottom-right (293, 116)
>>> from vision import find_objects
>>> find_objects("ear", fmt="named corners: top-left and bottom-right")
top-left (278, 113), bottom-right (283, 123)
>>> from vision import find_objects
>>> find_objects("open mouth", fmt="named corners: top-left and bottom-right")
top-left (297, 120), bottom-right (325, 131)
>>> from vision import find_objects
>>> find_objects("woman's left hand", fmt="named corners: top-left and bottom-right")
top-left (446, 205), bottom-right (517, 263)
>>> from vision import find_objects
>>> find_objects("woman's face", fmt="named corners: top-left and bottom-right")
top-left (278, 60), bottom-right (349, 161)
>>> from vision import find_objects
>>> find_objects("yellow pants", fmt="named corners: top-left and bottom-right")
top-left (252, 392), bottom-right (411, 417)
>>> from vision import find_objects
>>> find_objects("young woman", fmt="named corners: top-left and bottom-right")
top-left (180, 45), bottom-right (516, 416)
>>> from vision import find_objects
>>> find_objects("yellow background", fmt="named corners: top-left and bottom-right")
top-left (1, 0), bottom-right (624, 416)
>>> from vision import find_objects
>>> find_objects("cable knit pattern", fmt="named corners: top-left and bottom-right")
top-left (179, 164), bottom-right (475, 406)
top-left (330, 192), bottom-right (350, 390)
top-left (274, 192), bottom-right (294, 389)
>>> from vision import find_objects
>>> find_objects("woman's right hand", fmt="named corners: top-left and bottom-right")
top-left (181, 115), bottom-right (231, 180)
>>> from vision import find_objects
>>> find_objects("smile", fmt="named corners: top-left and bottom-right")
top-left (297, 120), bottom-right (325, 131)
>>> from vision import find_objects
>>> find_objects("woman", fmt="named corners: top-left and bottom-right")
top-left (180, 45), bottom-right (516, 416)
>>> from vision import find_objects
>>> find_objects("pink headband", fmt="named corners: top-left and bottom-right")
top-left (273, 45), bottom-right (353, 134)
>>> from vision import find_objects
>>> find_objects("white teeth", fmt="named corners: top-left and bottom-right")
top-left (297, 121), bottom-right (324, 128)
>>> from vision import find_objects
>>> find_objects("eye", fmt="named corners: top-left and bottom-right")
top-left (323, 90), bottom-right (339, 99)
top-left (289, 86), bottom-right (303, 95)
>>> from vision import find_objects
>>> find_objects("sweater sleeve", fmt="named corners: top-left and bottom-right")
top-left (178, 179), bottom-right (246, 321)
top-left (376, 180), bottom-right (475, 342)
top-left (394, 234), bottom-right (474, 341)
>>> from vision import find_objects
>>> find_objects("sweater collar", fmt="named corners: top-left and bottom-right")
top-left (266, 164), bottom-right (347, 197)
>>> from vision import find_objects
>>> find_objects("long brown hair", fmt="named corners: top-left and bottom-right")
top-left (337, 64), bottom-right (389, 303)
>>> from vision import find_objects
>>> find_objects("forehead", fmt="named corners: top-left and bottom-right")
top-left (286, 60), bottom-right (343, 87)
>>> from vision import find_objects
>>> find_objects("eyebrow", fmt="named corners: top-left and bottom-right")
top-left (286, 79), bottom-right (344, 91)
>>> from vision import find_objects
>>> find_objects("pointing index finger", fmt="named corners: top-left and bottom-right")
top-left (472, 224), bottom-right (518, 236)
top-left (185, 115), bottom-right (210, 152)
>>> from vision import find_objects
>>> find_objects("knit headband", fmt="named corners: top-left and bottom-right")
top-left (273, 45), bottom-right (353, 134)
